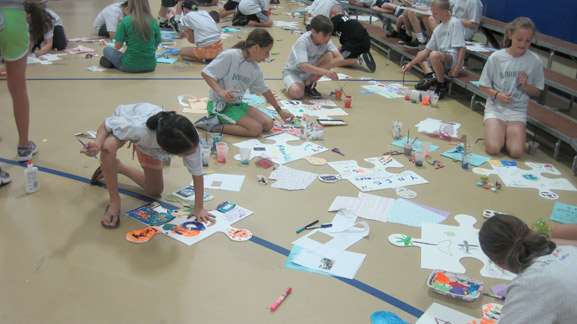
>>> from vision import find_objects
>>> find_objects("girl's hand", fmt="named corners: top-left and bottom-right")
top-left (278, 109), bottom-right (294, 122)
top-left (217, 89), bottom-right (240, 103)
top-left (80, 142), bottom-right (101, 157)
top-left (188, 207), bottom-right (215, 224)
top-left (496, 92), bottom-right (514, 104)
top-left (517, 72), bottom-right (528, 90)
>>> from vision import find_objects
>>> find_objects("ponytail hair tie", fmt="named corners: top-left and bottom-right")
top-left (158, 117), bottom-right (163, 123)
top-left (514, 237), bottom-right (522, 244)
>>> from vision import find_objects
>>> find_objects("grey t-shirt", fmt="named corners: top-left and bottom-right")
top-left (306, 0), bottom-right (338, 24)
top-left (202, 48), bottom-right (270, 104)
top-left (451, 0), bottom-right (482, 40)
top-left (43, 9), bottom-right (62, 40)
top-left (426, 16), bottom-right (466, 57)
top-left (283, 31), bottom-right (339, 73)
top-left (479, 48), bottom-right (545, 112)
top-left (181, 10), bottom-right (221, 47)
top-left (93, 2), bottom-right (124, 33)
top-left (238, 0), bottom-right (269, 15)
top-left (499, 245), bottom-right (577, 324)
top-left (104, 103), bottom-right (203, 176)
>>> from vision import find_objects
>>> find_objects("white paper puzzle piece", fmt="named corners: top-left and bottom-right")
top-left (388, 214), bottom-right (516, 280)
top-left (233, 132), bottom-right (328, 165)
top-left (472, 161), bottom-right (577, 200)
top-left (328, 156), bottom-right (428, 192)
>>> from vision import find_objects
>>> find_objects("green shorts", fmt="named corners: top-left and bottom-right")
top-left (207, 101), bottom-right (251, 124)
top-left (0, 8), bottom-right (30, 61)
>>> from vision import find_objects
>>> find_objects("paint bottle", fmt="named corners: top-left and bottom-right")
top-left (294, 116), bottom-right (301, 128)
top-left (300, 121), bottom-right (307, 139)
top-left (24, 160), bottom-right (40, 193)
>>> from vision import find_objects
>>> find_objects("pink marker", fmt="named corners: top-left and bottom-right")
top-left (270, 287), bottom-right (292, 312)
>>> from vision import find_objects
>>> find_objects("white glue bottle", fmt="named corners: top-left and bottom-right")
top-left (24, 160), bottom-right (40, 193)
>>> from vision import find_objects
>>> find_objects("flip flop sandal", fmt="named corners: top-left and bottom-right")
top-left (90, 166), bottom-right (103, 185)
top-left (126, 226), bottom-right (160, 243)
top-left (101, 205), bottom-right (121, 229)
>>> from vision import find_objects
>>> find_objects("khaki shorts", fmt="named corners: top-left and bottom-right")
top-left (134, 146), bottom-right (164, 170)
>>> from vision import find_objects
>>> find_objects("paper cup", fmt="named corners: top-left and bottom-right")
top-left (462, 152), bottom-right (471, 169)
top-left (216, 142), bottom-right (228, 163)
top-left (414, 150), bottom-right (426, 166)
top-left (335, 89), bottom-right (343, 100)
top-left (528, 141), bottom-right (540, 155)
top-left (411, 90), bottom-right (419, 103)
top-left (240, 147), bottom-right (251, 164)
top-left (344, 96), bottom-right (352, 108)
top-left (403, 143), bottom-right (413, 156)
top-left (420, 142), bottom-right (432, 155)
top-left (431, 94), bottom-right (439, 107)
top-left (201, 145), bottom-right (211, 166)
top-left (392, 121), bottom-right (403, 140)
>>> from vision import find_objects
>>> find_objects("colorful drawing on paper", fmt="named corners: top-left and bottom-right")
top-left (388, 214), bottom-right (516, 280)
top-left (124, 202), bottom-right (177, 226)
top-left (328, 156), bottom-right (428, 192)
top-left (361, 83), bottom-right (404, 99)
top-left (232, 132), bottom-right (328, 165)
top-left (415, 303), bottom-right (476, 324)
top-left (472, 161), bottom-right (577, 200)
top-left (466, 303), bottom-right (502, 324)
top-left (279, 100), bottom-right (348, 116)
top-left (550, 201), bottom-right (577, 224)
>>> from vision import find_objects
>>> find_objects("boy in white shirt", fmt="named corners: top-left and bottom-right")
top-left (235, 0), bottom-right (272, 27)
top-left (93, 1), bottom-right (129, 39)
top-left (283, 15), bottom-right (343, 99)
top-left (401, 0), bottom-right (466, 98)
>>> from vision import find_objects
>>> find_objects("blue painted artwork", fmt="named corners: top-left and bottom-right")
top-left (550, 201), bottom-right (577, 224)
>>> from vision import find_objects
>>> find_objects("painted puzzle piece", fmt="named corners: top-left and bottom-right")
top-left (473, 160), bottom-right (577, 200)
top-left (466, 303), bottom-right (502, 324)
top-left (388, 214), bottom-right (516, 280)
top-left (124, 202), bottom-right (176, 226)
top-left (279, 100), bottom-right (348, 116)
top-left (370, 311), bottom-right (412, 324)
top-left (328, 156), bottom-right (428, 192)
top-left (233, 132), bottom-right (328, 165)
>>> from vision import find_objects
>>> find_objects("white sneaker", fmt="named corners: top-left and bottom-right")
top-left (194, 115), bottom-right (220, 132)
top-left (0, 165), bottom-right (11, 186)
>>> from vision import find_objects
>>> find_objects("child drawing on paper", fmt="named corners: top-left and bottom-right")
top-left (194, 29), bottom-right (294, 136)
top-left (80, 103), bottom-right (212, 229)
top-left (479, 17), bottom-right (544, 158)
top-left (479, 214), bottom-right (577, 323)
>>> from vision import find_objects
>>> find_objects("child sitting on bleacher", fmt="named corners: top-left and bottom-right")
top-left (479, 17), bottom-right (544, 159)
top-left (401, 0), bottom-right (465, 98)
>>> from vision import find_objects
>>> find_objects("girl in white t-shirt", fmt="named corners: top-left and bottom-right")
top-left (196, 29), bottom-right (293, 136)
top-left (80, 103), bottom-right (211, 229)
top-left (178, 0), bottom-right (223, 63)
top-left (479, 17), bottom-right (544, 158)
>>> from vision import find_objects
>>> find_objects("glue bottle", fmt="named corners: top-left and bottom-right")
top-left (300, 118), bottom-right (307, 139)
top-left (24, 160), bottom-right (40, 193)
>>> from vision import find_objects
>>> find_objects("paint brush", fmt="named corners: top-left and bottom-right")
top-left (402, 69), bottom-right (405, 86)
top-left (532, 129), bottom-right (537, 144)
top-left (76, 137), bottom-right (101, 164)
top-left (411, 137), bottom-right (418, 145)
top-left (407, 130), bottom-right (410, 144)
top-left (336, 79), bottom-right (347, 96)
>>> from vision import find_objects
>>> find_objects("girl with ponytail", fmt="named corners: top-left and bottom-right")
top-left (80, 103), bottom-right (211, 229)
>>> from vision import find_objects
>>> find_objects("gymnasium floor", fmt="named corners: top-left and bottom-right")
top-left (1, 1), bottom-right (576, 323)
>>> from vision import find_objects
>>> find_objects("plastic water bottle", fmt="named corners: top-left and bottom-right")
top-left (24, 160), bottom-right (40, 193)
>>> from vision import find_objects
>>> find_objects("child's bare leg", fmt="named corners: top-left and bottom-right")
top-left (219, 9), bottom-right (235, 18)
top-left (484, 118), bottom-right (506, 155)
top-left (406, 11), bottom-right (422, 34)
top-left (99, 135), bottom-right (123, 226)
top-left (179, 47), bottom-right (204, 62)
top-left (316, 52), bottom-right (340, 70)
top-left (428, 51), bottom-right (445, 82)
top-left (216, 116), bottom-right (264, 137)
top-left (287, 82), bottom-right (305, 100)
top-left (424, 15), bottom-right (438, 35)
top-left (248, 19), bottom-right (273, 27)
top-left (5, 56), bottom-right (30, 147)
top-left (505, 121), bottom-right (526, 158)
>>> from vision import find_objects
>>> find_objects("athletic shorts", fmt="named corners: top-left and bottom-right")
top-left (0, 8), bottom-right (30, 61)
top-left (282, 69), bottom-right (311, 90)
top-left (193, 39), bottom-right (223, 59)
top-left (246, 11), bottom-right (269, 23)
top-left (427, 51), bottom-right (459, 73)
top-left (223, 0), bottom-right (239, 11)
top-left (207, 101), bottom-right (251, 124)
top-left (161, 0), bottom-right (179, 8)
top-left (374, 0), bottom-right (390, 7)
top-left (134, 146), bottom-right (164, 170)
top-left (484, 104), bottom-right (527, 124)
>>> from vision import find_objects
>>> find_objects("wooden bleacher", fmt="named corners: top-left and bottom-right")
top-left (350, 9), bottom-right (577, 174)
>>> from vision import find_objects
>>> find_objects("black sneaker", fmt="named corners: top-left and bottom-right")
top-left (99, 57), bottom-right (114, 68)
top-left (158, 20), bottom-right (171, 29)
top-left (414, 72), bottom-right (436, 90)
top-left (386, 30), bottom-right (399, 38)
top-left (304, 83), bottom-right (322, 99)
top-left (404, 39), bottom-right (426, 49)
top-left (398, 33), bottom-right (412, 44)
top-left (168, 16), bottom-right (179, 32)
top-left (358, 52), bottom-right (376, 73)
top-left (434, 82), bottom-right (448, 99)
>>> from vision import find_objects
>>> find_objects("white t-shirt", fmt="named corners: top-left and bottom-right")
top-left (283, 31), bottom-right (339, 72)
top-left (104, 103), bottom-right (203, 176)
top-left (451, 0), bottom-right (482, 40)
top-left (355, 0), bottom-right (376, 7)
top-left (181, 10), bottom-right (221, 47)
top-left (93, 2), bottom-right (125, 33)
top-left (238, 0), bottom-right (269, 15)
top-left (499, 245), bottom-right (577, 324)
top-left (43, 9), bottom-right (62, 40)
top-left (479, 48), bottom-right (545, 113)
top-left (306, 0), bottom-right (338, 24)
top-left (426, 16), bottom-right (465, 58)
top-left (202, 49), bottom-right (270, 104)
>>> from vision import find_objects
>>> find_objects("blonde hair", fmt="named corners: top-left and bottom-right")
top-left (431, 0), bottom-right (450, 11)
top-left (502, 17), bottom-right (536, 49)
top-left (128, 0), bottom-right (154, 41)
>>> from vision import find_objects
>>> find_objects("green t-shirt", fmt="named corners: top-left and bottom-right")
top-left (114, 15), bottom-right (161, 71)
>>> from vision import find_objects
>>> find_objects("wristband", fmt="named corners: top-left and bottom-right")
top-left (494, 91), bottom-right (500, 100)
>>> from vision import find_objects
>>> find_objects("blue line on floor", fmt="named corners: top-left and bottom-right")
top-left (0, 157), bottom-right (424, 319)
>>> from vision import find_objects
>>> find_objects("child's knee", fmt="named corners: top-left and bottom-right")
top-left (146, 186), bottom-right (164, 197)
top-left (485, 142), bottom-right (502, 155)
top-left (429, 51), bottom-right (443, 62)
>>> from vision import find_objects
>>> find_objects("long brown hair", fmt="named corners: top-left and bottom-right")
top-left (128, 0), bottom-right (155, 41)
top-left (24, 1), bottom-right (54, 44)
top-left (232, 29), bottom-right (274, 60)
top-left (502, 17), bottom-right (536, 49)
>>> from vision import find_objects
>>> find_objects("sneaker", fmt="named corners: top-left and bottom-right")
top-left (194, 115), bottom-right (220, 132)
top-left (386, 30), bottom-right (399, 38)
top-left (404, 39), bottom-right (426, 49)
top-left (304, 83), bottom-right (322, 99)
top-left (158, 20), bottom-right (171, 29)
top-left (358, 52), bottom-right (376, 73)
top-left (434, 82), bottom-right (449, 99)
top-left (0, 165), bottom-right (11, 186)
top-left (99, 56), bottom-right (113, 68)
top-left (202, 58), bottom-right (213, 64)
top-left (168, 16), bottom-right (179, 32)
top-left (414, 72), bottom-right (437, 90)
top-left (17, 141), bottom-right (38, 162)
top-left (398, 33), bottom-right (412, 44)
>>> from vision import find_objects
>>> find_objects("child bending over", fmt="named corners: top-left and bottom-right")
top-left (178, 0), bottom-right (223, 63)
